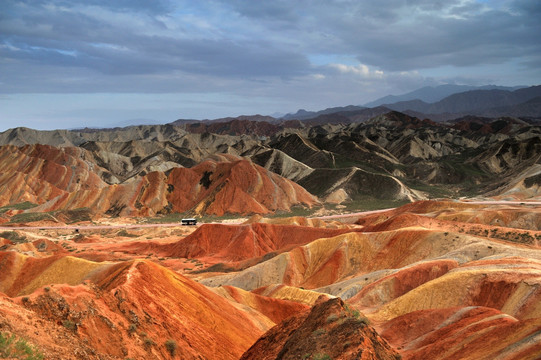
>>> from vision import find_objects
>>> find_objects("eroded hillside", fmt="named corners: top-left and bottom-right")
top-left (1, 201), bottom-right (541, 359)
top-left (2, 111), bottom-right (541, 222)
top-left (1, 112), bottom-right (541, 359)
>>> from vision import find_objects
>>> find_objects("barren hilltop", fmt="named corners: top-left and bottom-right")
top-left (1, 108), bottom-right (541, 359)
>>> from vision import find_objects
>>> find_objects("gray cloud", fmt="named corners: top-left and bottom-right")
top-left (0, 0), bottom-right (539, 116)
top-left (220, 0), bottom-right (541, 72)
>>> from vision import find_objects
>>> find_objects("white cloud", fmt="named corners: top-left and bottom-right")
top-left (329, 63), bottom-right (384, 79)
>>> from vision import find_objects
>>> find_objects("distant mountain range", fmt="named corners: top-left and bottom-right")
top-left (281, 105), bottom-right (367, 121)
top-left (363, 84), bottom-right (526, 107)
top-left (280, 85), bottom-right (541, 123)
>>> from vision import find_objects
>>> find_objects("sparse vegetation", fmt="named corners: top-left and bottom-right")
top-left (326, 314), bottom-right (339, 323)
top-left (0, 332), bottom-right (44, 360)
top-left (341, 197), bottom-right (410, 212)
top-left (9, 212), bottom-right (56, 224)
top-left (60, 208), bottom-right (92, 224)
top-left (0, 201), bottom-right (37, 214)
top-left (344, 304), bottom-right (370, 325)
top-left (313, 353), bottom-right (332, 360)
top-left (270, 205), bottom-right (321, 218)
top-left (7, 207), bottom-right (91, 224)
top-left (312, 328), bottom-right (326, 336)
top-left (62, 319), bottom-right (76, 331)
top-left (0, 231), bottom-right (27, 243)
top-left (117, 229), bottom-right (138, 238)
top-left (165, 339), bottom-right (177, 356)
top-left (143, 337), bottom-right (155, 350)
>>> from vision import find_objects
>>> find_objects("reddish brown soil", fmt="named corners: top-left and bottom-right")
top-left (221, 285), bottom-right (309, 324)
top-left (348, 259), bottom-right (459, 309)
top-left (166, 158), bottom-right (318, 215)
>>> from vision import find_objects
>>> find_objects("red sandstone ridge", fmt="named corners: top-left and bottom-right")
top-left (240, 296), bottom-right (401, 360)
top-left (217, 285), bottom-right (310, 324)
top-left (0, 258), bottom-right (269, 359)
top-left (0, 144), bottom-right (317, 217)
top-left (165, 158), bottom-right (318, 215)
top-left (159, 222), bottom-right (359, 262)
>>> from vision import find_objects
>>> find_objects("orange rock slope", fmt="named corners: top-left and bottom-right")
top-left (0, 254), bottom-right (271, 360)
top-left (0, 144), bottom-right (317, 216)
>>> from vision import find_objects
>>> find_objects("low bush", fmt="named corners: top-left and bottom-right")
top-left (0, 332), bottom-right (44, 360)
top-left (165, 339), bottom-right (177, 356)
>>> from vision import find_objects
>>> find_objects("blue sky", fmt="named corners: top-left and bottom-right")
top-left (1, 0), bottom-right (540, 131)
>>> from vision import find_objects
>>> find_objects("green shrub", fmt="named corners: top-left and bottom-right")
top-left (313, 354), bottom-right (332, 360)
top-left (165, 339), bottom-right (177, 356)
top-left (0, 231), bottom-right (27, 243)
top-left (143, 337), bottom-right (155, 350)
top-left (62, 319), bottom-right (76, 331)
top-left (0, 332), bottom-right (44, 360)
top-left (128, 323), bottom-right (137, 335)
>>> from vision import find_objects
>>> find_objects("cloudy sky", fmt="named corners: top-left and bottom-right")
top-left (1, 0), bottom-right (540, 131)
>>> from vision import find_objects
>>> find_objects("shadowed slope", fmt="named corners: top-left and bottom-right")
top-left (215, 285), bottom-right (310, 324)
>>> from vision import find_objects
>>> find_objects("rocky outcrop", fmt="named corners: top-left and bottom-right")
top-left (240, 297), bottom-right (401, 360)
top-left (299, 167), bottom-right (424, 202)
top-left (251, 148), bottom-right (314, 182)
top-left (2, 109), bottom-right (541, 204)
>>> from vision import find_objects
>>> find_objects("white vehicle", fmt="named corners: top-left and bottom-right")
top-left (181, 218), bottom-right (197, 226)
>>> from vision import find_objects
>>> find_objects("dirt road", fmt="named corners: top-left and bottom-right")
top-left (1, 200), bottom-right (539, 231)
